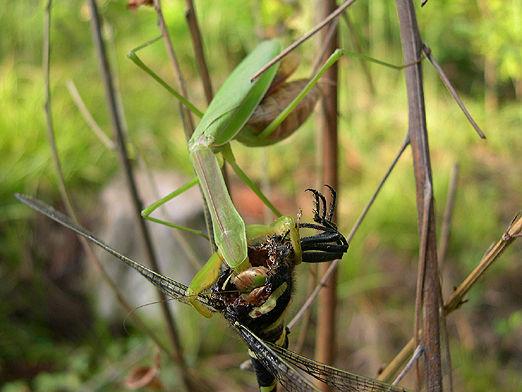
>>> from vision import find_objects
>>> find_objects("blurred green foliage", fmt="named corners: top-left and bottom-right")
top-left (1, 0), bottom-right (520, 391)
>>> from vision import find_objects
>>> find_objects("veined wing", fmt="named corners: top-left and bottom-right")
top-left (266, 342), bottom-right (408, 392)
top-left (235, 323), bottom-right (408, 392)
top-left (15, 194), bottom-right (217, 312)
top-left (234, 323), bottom-right (320, 392)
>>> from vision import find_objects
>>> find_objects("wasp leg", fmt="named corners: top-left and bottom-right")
top-left (302, 251), bottom-right (345, 263)
top-left (305, 188), bottom-right (327, 222)
top-left (301, 232), bottom-right (346, 247)
top-left (324, 184), bottom-right (336, 222)
top-left (301, 242), bottom-right (348, 253)
top-left (299, 186), bottom-right (348, 263)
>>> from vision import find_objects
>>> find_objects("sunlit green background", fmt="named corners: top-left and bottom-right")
top-left (1, 1), bottom-right (520, 391)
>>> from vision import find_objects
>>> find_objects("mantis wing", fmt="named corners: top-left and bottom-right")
top-left (188, 40), bottom-right (281, 149)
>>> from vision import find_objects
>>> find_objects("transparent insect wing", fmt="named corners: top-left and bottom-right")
top-left (234, 323), bottom-right (408, 392)
top-left (266, 343), bottom-right (408, 392)
top-left (234, 323), bottom-right (320, 392)
top-left (15, 194), bottom-right (217, 312)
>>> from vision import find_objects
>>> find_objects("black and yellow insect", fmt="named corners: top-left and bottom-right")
top-left (16, 190), bottom-right (406, 392)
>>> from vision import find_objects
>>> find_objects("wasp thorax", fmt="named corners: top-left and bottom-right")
top-left (232, 266), bottom-right (269, 292)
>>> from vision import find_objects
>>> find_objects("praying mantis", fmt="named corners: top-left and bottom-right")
top-left (129, 38), bottom-right (404, 316)
top-left (131, 39), bottom-right (346, 314)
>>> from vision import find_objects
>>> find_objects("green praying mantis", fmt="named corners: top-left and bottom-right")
top-left (129, 39), bottom-right (405, 317)
top-left (130, 39), bottom-right (344, 316)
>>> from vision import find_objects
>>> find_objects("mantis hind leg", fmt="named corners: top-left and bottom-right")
top-left (141, 177), bottom-right (209, 239)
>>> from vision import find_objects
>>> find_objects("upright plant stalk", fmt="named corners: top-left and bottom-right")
top-left (378, 214), bottom-right (522, 382)
top-left (314, 1), bottom-right (340, 390)
top-left (395, 1), bottom-right (442, 390)
top-left (152, 0), bottom-right (216, 254)
top-left (184, 0), bottom-right (214, 103)
top-left (86, 1), bottom-right (191, 389)
top-left (43, 0), bottom-right (171, 359)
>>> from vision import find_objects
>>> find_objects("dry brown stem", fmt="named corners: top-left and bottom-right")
top-left (86, 1), bottom-right (191, 389)
top-left (184, 0), bottom-right (213, 103)
top-left (251, 0), bottom-right (357, 81)
top-left (378, 214), bottom-right (522, 382)
top-left (43, 0), bottom-right (171, 359)
top-left (422, 45), bottom-right (486, 139)
top-left (395, 1), bottom-right (443, 389)
top-left (314, 3), bottom-right (340, 390)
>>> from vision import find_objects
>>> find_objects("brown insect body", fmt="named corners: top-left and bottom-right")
top-left (236, 54), bottom-right (322, 147)
top-left (246, 80), bottom-right (321, 144)
top-left (267, 52), bottom-right (300, 94)
top-left (232, 266), bottom-right (269, 292)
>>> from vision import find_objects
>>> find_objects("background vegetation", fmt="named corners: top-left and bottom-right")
top-left (1, 1), bottom-right (520, 391)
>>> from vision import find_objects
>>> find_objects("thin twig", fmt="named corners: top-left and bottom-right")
top-left (310, 19), bottom-right (339, 75)
top-left (378, 214), bottom-right (522, 382)
top-left (392, 345), bottom-right (424, 386)
top-left (250, 0), bottom-right (357, 81)
top-left (315, 2), bottom-right (340, 381)
top-left (422, 44), bottom-right (486, 139)
top-left (153, 0), bottom-right (195, 137)
top-left (152, 0), bottom-right (216, 254)
top-left (294, 265), bottom-right (318, 354)
top-left (346, 134), bottom-right (410, 242)
top-left (86, 1), bottom-right (190, 387)
top-left (288, 134), bottom-right (410, 330)
top-left (445, 214), bottom-right (522, 312)
top-left (395, 1), bottom-right (442, 389)
top-left (184, 0), bottom-right (213, 103)
top-left (413, 183), bottom-right (433, 389)
top-left (42, 0), bottom-right (171, 358)
top-left (437, 164), bottom-right (459, 392)
top-left (66, 80), bottom-right (115, 150)
top-left (341, 13), bottom-right (375, 95)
